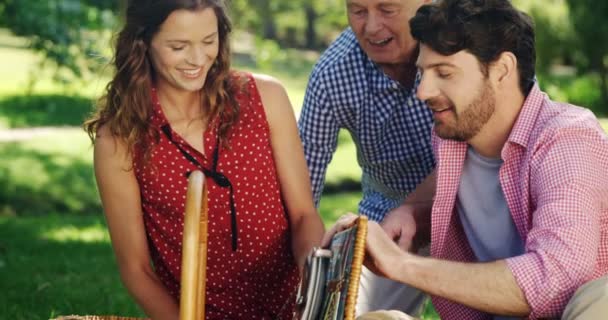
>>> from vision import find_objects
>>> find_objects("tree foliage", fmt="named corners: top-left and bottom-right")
top-left (230, 0), bottom-right (346, 49)
top-left (513, 0), bottom-right (574, 73)
top-left (0, 0), bottom-right (118, 83)
top-left (0, 0), bottom-right (346, 80)
top-left (565, 0), bottom-right (608, 104)
top-left (0, 0), bottom-right (605, 108)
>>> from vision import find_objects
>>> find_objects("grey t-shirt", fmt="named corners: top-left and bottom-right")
top-left (456, 147), bottom-right (525, 320)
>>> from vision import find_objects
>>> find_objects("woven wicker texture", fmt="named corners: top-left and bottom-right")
top-left (53, 316), bottom-right (148, 320)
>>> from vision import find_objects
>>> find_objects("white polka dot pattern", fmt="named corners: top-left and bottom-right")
top-left (133, 72), bottom-right (299, 319)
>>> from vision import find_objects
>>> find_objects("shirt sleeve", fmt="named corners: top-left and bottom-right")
top-left (297, 71), bottom-right (340, 207)
top-left (505, 127), bottom-right (608, 318)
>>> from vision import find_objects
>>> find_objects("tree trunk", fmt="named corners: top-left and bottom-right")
top-left (260, 0), bottom-right (277, 40)
top-left (305, 4), bottom-right (317, 49)
top-left (263, 20), bottom-right (277, 40)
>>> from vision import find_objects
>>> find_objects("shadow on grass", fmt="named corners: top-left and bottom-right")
top-left (0, 94), bottom-right (94, 128)
top-left (323, 178), bottom-right (361, 194)
top-left (0, 142), bottom-right (100, 216)
top-left (0, 215), bottom-right (143, 319)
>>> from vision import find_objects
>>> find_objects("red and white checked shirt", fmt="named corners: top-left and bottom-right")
top-left (430, 84), bottom-right (608, 319)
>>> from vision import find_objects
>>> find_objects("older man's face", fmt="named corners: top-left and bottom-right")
top-left (347, 0), bottom-right (428, 65)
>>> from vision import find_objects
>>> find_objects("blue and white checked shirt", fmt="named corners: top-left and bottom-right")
top-left (298, 28), bottom-right (436, 222)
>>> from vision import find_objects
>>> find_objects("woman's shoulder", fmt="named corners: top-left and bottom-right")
top-left (93, 124), bottom-right (134, 170)
top-left (251, 73), bottom-right (284, 92)
top-left (227, 70), bottom-right (292, 132)
top-left (95, 124), bottom-right (118, 147)
top-left (228, 70), bottom-right (284, 94)
top-left (249, 73), bottom-right (288, 107)
top-left (94, 125), bottom-right (128, 153)
top-left (246, 73), bottom-right (293, 128)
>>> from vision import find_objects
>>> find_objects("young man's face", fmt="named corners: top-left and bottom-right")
top-left (416, 44), bottom-right (496, 141)
top-left (347, 0), bottom-right (428, 66)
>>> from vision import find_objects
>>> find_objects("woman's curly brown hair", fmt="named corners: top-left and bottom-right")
top-left (84, 0), bottom-right (238, 162)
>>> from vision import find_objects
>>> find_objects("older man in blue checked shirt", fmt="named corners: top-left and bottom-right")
top-left (298, 0), bottom-right (435, 317)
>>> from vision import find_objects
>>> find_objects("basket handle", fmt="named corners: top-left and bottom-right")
top-left (179, 171), bottom-right (208, 320)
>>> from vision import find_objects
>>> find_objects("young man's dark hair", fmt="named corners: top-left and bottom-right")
top-left (410, 0), bottom-right (536, 95)
top-left (326, 1), bottom-right (608, 319)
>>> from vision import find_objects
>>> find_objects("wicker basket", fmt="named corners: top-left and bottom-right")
top-left (53, 171), bottom-right (208, 320)
top-left (54, 316), bottom-right (148, 320)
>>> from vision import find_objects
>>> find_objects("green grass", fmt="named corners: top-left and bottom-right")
top-left (0, 94), bottom-right (94, 129)
top-left (0, 36), bottom-right (51, 95)
top-left (0, 128), bottom-right (362, 218)
top-left (0, 29), bottom-right (109, 97)
top-left (1, 213), bottom-right (442, 319)
top-left (232, 48), bottom-right (316, 111)
top-left (318, 191), bottom-right (361, 227)
top-left (0, 215), bottom-right (144, 319)
top-left (600, 118), bottom-right (608, 132)
top-left (0, 130), bottom-right (97, 216)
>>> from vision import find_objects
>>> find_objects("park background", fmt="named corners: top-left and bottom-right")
top-left (0, 0), bottom-right (606, 319)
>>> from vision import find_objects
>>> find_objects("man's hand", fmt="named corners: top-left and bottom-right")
top-left (382, 170), bottom-right (435, 252)
top-left (321, 212), bottom-right (359, 247)
top-left (364, 221), bottom-right (410, 280)
top-left (381, 204), bottom-right (418, 252)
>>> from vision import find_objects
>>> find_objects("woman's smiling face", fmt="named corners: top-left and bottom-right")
top-left (149, 7), bottom-right (220, 93)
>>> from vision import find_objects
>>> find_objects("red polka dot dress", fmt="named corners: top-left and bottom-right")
top-left (133, 72), bottom-right (299, 319)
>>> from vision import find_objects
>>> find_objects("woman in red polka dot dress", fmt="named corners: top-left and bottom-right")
top-left (83, 1), bottom-right (325, 319)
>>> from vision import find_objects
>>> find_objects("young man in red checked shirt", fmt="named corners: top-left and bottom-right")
top-left (330, 0), bottom-right (608, 319)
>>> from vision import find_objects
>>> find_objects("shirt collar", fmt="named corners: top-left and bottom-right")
top-left (364, 53), bottom-right (421, 97)
top-left (505, 83), bottom-right (546, 149)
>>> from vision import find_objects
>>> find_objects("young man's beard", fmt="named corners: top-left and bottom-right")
top-left (432, 83), bottom-right (496, 142)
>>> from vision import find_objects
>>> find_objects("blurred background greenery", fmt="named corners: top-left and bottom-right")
top-left (0, 0), bottom-right (606, 319)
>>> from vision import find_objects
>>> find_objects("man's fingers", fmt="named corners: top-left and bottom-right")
top-left (397, 231), bottom-right (412, 251)
top-left (321, 213), bottom-right (360, 247)
top-left (337, 212), bottom-right (358, 223)
top-left (320, 233), bottom-right (333, 248)
top-left (335, 213), bottom-right (359, 232)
